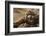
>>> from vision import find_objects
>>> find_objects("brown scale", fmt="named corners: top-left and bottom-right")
top-left (14, 11), bottom-right (39, 28)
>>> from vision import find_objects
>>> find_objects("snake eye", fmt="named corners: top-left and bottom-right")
top-left (32, 16), bottom-right (34, 18)
top-left (27, 15), bottom-right (32, 18)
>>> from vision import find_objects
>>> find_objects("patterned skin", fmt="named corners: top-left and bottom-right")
top-left (14, 10), bottom-right (39, 28)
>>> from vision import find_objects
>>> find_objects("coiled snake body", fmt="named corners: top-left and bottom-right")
top-left (14, 10), bottom-right (39, 28)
